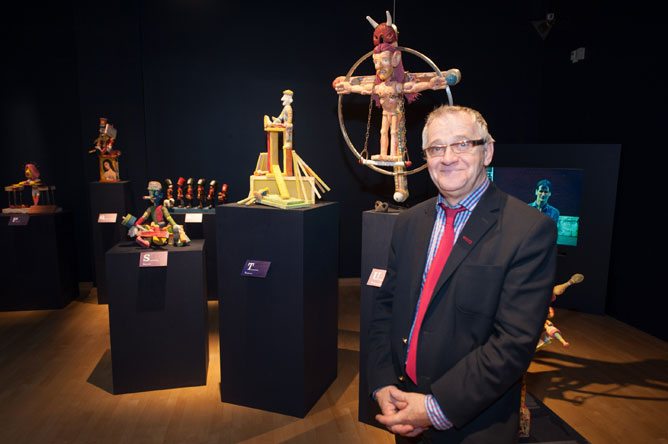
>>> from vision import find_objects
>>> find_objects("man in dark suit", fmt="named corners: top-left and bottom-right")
top-left (368, 105), bottom-right (557, 443)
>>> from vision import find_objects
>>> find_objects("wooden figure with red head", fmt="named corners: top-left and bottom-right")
top-left (332, 11), bottom-right (461, 203)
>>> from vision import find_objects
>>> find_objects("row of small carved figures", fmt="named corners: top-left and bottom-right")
top-left (163, 178), bottom-right (228, 209)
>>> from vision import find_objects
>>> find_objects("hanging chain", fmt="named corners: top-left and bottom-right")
top-left (361, 95), bottom-right (374, 160)
top-left (397, 97), bottom-right (409, 164)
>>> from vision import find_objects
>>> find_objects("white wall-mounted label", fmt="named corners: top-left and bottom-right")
top-left (367, 268), bottom-right (387, 287)
top-left (98, 213), bottom-right (118, 223)
top-left (185, 213), bottom-right (203, 223)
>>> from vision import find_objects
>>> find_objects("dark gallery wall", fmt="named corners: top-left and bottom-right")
top-left (2, 2), bottom-right (666, 340)
top-left (534, 5), bottom-right (665, 341)
top-left (1, 3), bottom-right (85, 277)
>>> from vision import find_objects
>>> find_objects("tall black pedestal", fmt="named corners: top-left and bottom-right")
top-left (359, 210), bottom-right (400, 427)
top-left (216, 202), bottom-right (339, 418)
top-left (105, 240), bottom-right (208, 394)
top-left (0, 211), bottom-right (77, 311)
top-left (171, 212), bottom-right (217, 300)
top-left (89, 181), bottom-right (135, 304)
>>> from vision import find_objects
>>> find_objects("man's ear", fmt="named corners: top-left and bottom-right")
top-left (392, 51), bottom-right (401, 67)
top-left (483, 142), bottom-right (494, 166)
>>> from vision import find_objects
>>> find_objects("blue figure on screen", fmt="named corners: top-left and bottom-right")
top-left (529, 179), bottom-right (560, 225)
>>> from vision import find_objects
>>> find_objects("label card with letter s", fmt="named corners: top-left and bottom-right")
top-left (139, 251), bottom-right (168, 267)
top-left (241, 260), bottom-right (271, 278)
top-left (185, 213), bottom-right (203, 223)
top-left (367, 268), bottom-right (387, 287)
top-left (8, 215), bottom-right (30, 226)
top-left (98, 213), bottom-right (118, 223)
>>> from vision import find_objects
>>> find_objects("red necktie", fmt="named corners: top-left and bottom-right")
top-left (406, 205), bottom-right (465, 384)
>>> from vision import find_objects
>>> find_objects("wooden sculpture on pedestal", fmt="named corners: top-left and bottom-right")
top-left (89, 117), bottom-right (121, 183)
top-left (3, 163), bottom-right (58, 214)
top-left (238, 90), bottom-right (329, 209)
top-left (333, 10), bottom-right (461, 203)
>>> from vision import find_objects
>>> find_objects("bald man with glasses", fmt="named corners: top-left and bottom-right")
top-left (367, 105), bottom-right (557, 443)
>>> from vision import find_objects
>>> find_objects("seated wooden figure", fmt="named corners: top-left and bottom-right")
top-left (121, 181), bottom-right (190, 248)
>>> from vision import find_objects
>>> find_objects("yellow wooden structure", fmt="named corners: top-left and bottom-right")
top-left (238, 102), bottom-right (329, 209)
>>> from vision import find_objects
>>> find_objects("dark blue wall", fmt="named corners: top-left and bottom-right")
top-left (2, 1), bottom-right (665, 341)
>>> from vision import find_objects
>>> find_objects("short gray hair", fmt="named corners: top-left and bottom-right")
top-left (422, 105), bottom-right (494, 149)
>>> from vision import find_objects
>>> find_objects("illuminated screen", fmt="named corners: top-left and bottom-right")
top-left (487, 167), bottom-right (583, 246)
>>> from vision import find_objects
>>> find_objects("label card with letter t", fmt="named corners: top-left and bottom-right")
top-left (367, 268), bottom-right (387, 287)
top-left (241, 260), bottom-right (271, 278)
top-left (8, 215), bottom-right (30, 226)
top-left (139, 251), bottom-right (168, 267)
top-left (98, 213), bottom-right (118, 223)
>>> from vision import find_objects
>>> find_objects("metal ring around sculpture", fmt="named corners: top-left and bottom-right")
top-left (337, 46), bottom-right (453, 177)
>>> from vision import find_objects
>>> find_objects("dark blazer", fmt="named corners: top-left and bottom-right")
top-left (367, 183), bottom-right (557, 444)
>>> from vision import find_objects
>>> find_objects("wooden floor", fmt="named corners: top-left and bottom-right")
top-left (1, 280), bottom-right (667, 444)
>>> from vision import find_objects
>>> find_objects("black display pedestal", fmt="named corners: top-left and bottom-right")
top-left (216, 202), bottom-right (339, 418)
top-left (171, 212), bottom-right (217, 301)
top-left (89, 181), bottom-right (135, 304)
top-left (105, 240), bottom-right (208, 394)
top-left (0, 211), bottom-right (77, 311)
top-left (359, 210), bottom-right (400, 427)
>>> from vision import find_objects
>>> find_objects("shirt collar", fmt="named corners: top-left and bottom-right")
top-left (436, 178), bottom-right (490, 212)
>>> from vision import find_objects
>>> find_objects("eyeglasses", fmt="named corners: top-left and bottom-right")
top-left (423, 139), bottom-right (486, 158)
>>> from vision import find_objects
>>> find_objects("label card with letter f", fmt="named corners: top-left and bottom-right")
top-left (241, 259), bottom-right (271, 278)
top-left (8, 215), bottom-right (30, 226)
top-left (139, 251), bottom-right (168, 267)
top-left (367, 268), bottom-right (387, 287)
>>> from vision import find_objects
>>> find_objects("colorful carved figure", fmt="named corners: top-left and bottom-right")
top-left (121, 181), bottom-right (190, 248)
top-left (3, 163), bottom-right (58, 214)
top-left (91, 117), bottom-right (119, 156)
top-left (89, 117), bottom-right (121, 182)
top-left (519, 273), bottom-right (584, 437)
top-left (269, 89), bottom-right (294, 149)
top-left (185, 178), bottom-right (194, 208)
top-left (176, 177), bottom-right (186, 208)
top-left (164, 178), bottom-right (175, 209)
top-left (332, 11), bottom-right (461, 202)
top-left (238, 89), bottom-right (329, 209)
top-left (18, 163), bottom-right (42, 188)
top-left (206, 180), bottom-right (218, 208)
top-left (217, 183), bottom-right (228, 205)
top-left (196, 178), bottom-right (206, 208)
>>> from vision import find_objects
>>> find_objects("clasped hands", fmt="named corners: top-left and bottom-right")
top-left (375, 385), bottom-right (432, 438)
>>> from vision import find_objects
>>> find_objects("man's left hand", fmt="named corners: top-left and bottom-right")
top-left (375, 386), bottom-right (432, 437)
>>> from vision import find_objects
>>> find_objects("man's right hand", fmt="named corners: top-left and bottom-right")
top-left (375, 386), bottom-right (406, 416)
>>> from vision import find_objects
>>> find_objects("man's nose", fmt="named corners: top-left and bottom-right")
top-left (440, 146), bottom-right (458, 164)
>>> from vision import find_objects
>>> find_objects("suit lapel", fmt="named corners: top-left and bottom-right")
top-left (431, 184), bottom-right (503, 300)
